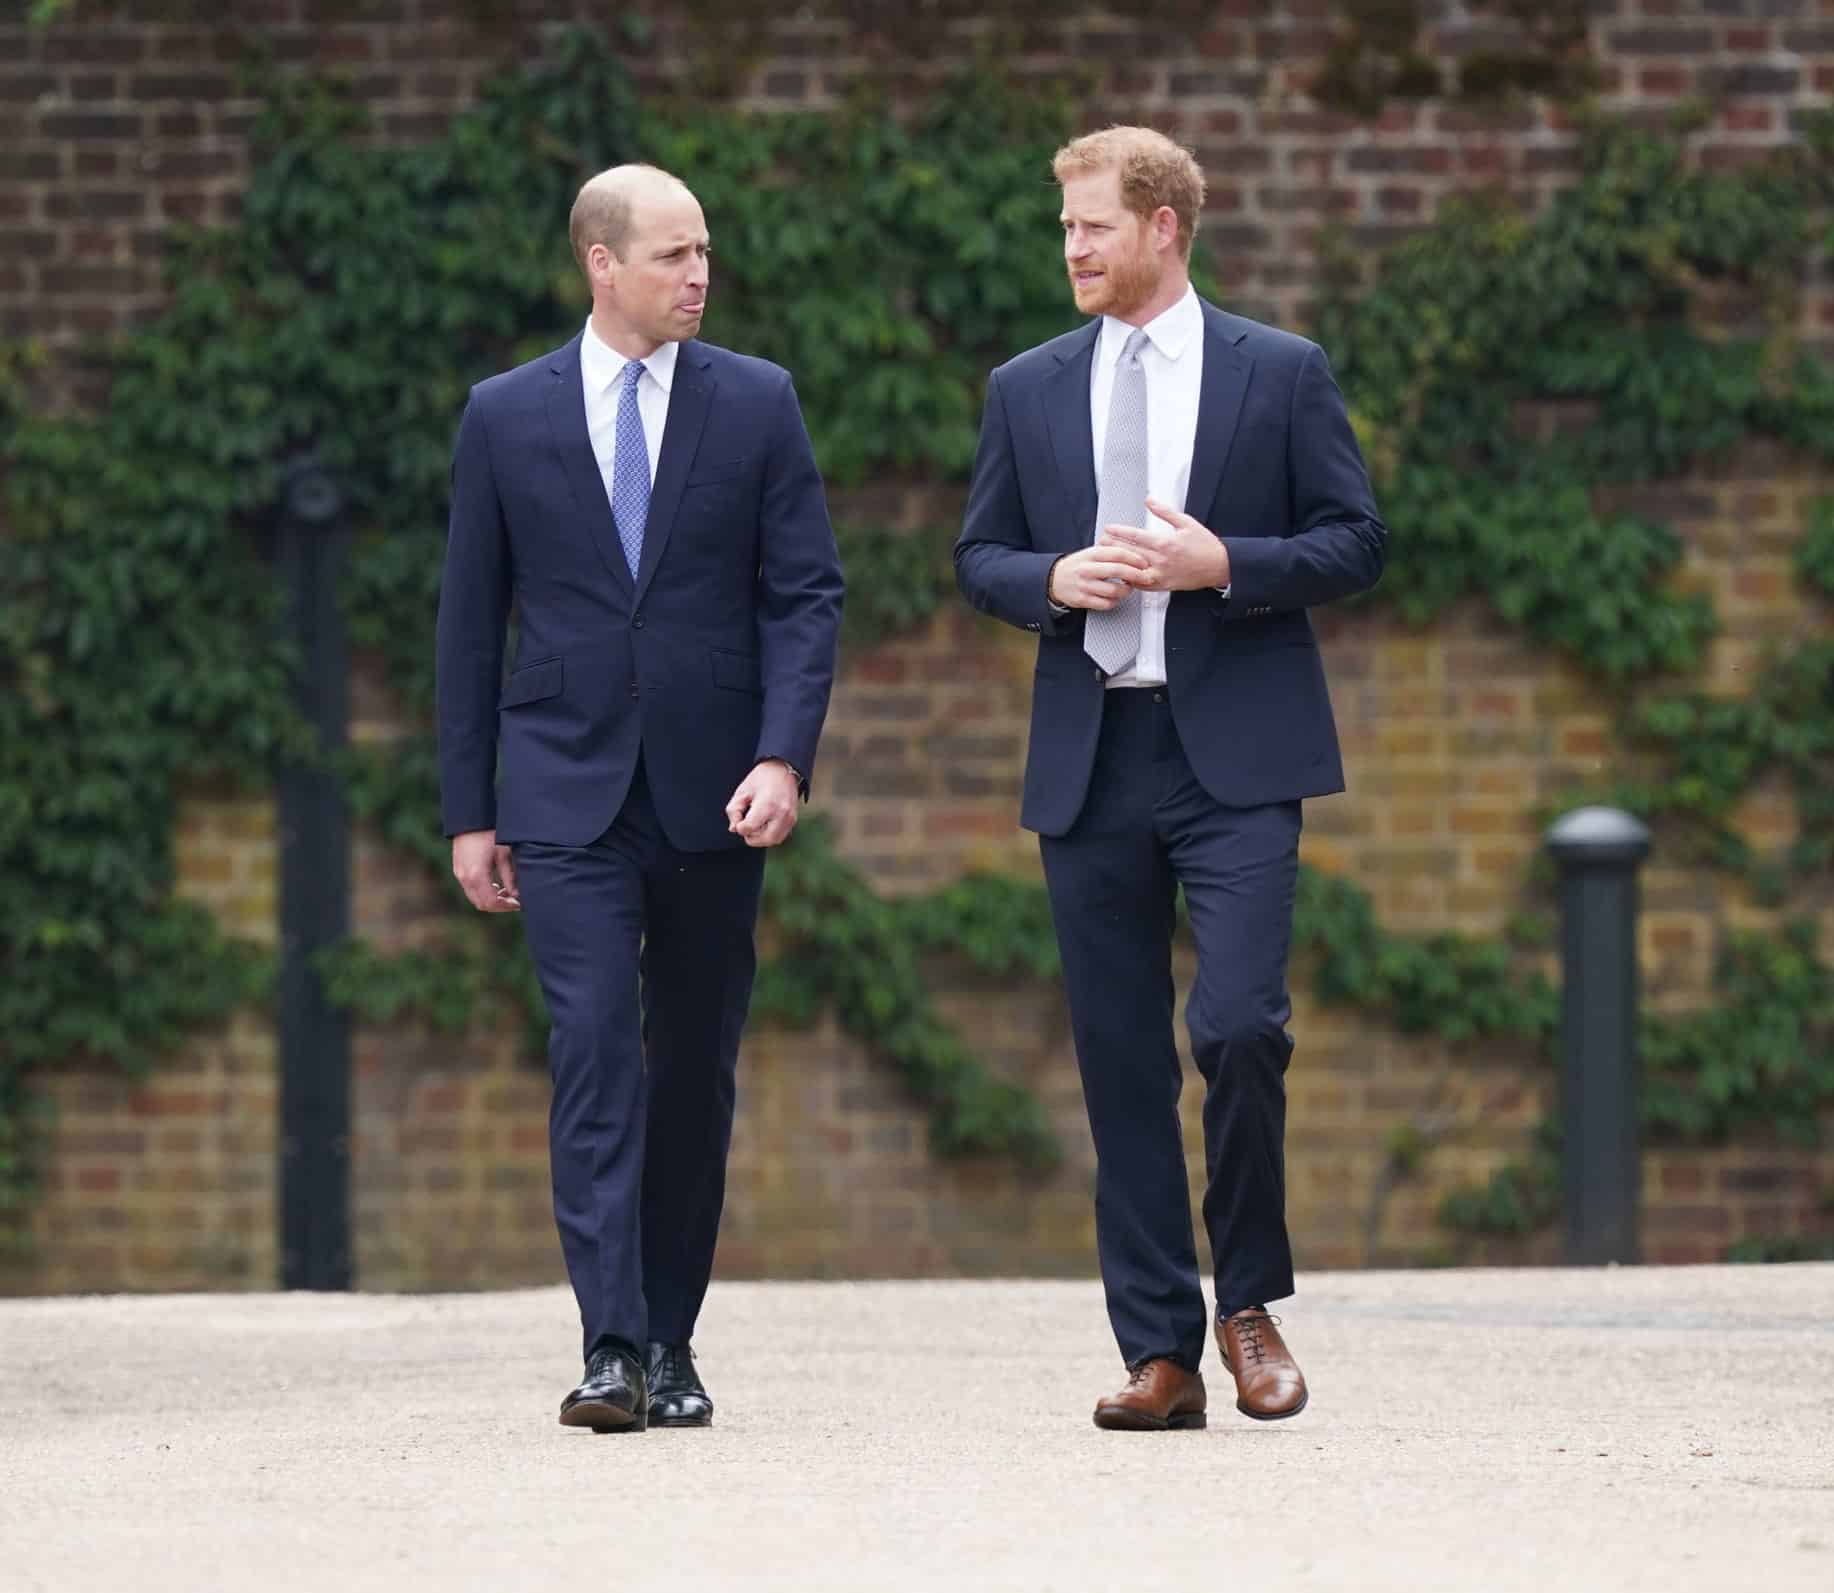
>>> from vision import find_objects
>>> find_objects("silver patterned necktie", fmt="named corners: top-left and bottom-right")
top-left (1083, 327), bottom-right (1150, 676)
top-left (610, 358), bottom-right (650, 578)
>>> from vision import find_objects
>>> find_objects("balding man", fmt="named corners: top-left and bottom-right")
top-left (437, 164), bottom-right (843, 1433)
top-left (957, 128), bottom-right (1385, 1430)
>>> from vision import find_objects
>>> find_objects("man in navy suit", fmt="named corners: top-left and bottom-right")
top-left (955, 127), bottom-right (1385, 1430)
top-left (437, 164), bottom-right (843, 1433)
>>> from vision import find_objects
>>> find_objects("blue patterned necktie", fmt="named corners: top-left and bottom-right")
top-left (610, 358), bottom-right (650, 578)
top-left (1084, 328), bottom-right (1150, 676)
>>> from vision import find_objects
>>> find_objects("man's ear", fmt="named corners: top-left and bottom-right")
top-left (1154, 205), bottom-right (1179, 255)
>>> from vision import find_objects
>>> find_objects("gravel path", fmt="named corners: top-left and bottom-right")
top-left (5, 1265), bottom-right (1832, 1591)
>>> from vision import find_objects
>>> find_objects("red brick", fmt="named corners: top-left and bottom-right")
top-left (1720, 103), bottom-right (1774, 134)
top-left (150, 1090), bottom-right (215, 1117)
top-left (1638, 66), bottom-right (1691, 96)
top-left (850, 653), bottom-right (907, 685)
top-left (319, 29), bottom-right (377, 63)
top-left (419, 1083), bottom-right (464, 1114)
top-left (1700, 144), bottom-right (1774, 172)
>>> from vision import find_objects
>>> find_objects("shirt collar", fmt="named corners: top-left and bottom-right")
top-left (1099, 283), bottom-right (1201, 369)
top-left (581, 319), bottom-right (679, 394)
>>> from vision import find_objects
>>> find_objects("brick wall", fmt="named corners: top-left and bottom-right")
top-left (5, 1), bottom-right (1833, 1294)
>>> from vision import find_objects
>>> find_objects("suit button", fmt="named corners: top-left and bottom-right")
top-left (629, 683), bottom-right (639, 700)
top-left (1027, 622), bottom-right (1040, 632)
top-left (633, 616), bottom-right (645, 629)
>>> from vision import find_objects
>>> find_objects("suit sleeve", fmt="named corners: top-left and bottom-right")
top-left (954, 368), bottom-right (1071, 636)
top-left (1219, 343), bottom-right (1387, 614)
top-left (754, 373), bottom-right (844, 794)
top-left (434, 392), bottom-right (512, 837)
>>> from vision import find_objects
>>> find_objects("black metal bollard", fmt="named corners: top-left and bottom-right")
top-left (276, 457), bottom-right (352, 1290)
top-left (1544, 806), bottom-right (1652, 1266)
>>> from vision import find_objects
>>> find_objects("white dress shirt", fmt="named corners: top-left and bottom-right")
top-left (580, 317), bottom-right (677, 507)
top-left (1089, 284), bottom-right (1204, 688)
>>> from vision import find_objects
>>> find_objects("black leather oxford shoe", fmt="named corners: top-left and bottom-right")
top-left (646, 1341), bottom-right (713, 1427)
top-left (559, 1345), bottom-right (648, 1434)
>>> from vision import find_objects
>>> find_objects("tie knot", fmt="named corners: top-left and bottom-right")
top-left (621, 359), bottom-right (645, 391)
top-left (1121, 328), bottom-right (1150, 366)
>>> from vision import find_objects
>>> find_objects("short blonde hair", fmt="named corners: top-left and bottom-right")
top-left (568, 163), bottom-right (690, 272)
top-left (1052, 126), bottom-right (1205, 260)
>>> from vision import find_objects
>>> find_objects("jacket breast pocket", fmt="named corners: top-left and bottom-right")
top-left (499, 656), bottom-right (562, 708)
top-left (685, 456), bottom-right (753, 489)
top-left (710, 648), bottom-right (762, 696)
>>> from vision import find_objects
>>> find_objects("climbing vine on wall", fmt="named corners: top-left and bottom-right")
top-left (4, 29), bottom-right (1834, 1250)
top-left (1312, 113), bottom-right (1834, 1241)
top-left (1312, 0), bottom-right (1594, 117)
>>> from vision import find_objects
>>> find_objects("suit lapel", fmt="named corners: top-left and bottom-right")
top-left (1043, 320), bottom-right (1101, 547)
top-left (544, 334), bottom-right (634, 597)
top-left (633, 342), bottom-right (714, 608)
top-left (1186, 302), bottom-right (1253, 527)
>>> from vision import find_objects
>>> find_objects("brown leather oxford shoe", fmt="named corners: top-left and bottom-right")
top-left (1215, 1309), bottom-right (1308, 1421)
top-left (1092, 1356), bottom-right (1207, 1431)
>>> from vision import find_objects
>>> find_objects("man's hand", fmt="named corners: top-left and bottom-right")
top-left (452, 829), bottom-right (519, 912)
top-left (1047, 543), bottom-right (1152, 610)
top-left (726, 760), bottom-right (801, 848)
top-left (1098, 496), bottom-right (1230, 590)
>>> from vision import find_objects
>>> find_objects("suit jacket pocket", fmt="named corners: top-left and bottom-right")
top-left (711, 647), bottom-right (763, 695)
top-left (499, 656), bottom-right (562, 708)
top-left (686, 456), bottom-right (753, 488)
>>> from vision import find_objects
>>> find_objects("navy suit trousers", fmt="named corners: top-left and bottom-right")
top-left (1039, 689), bottom-right (1300, 1371)
top-left (512, 759), bottom-right (765, 1358)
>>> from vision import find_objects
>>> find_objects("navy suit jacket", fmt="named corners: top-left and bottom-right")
top-left (954, 298), bottom-right (1386, 836)
top-left (436, 333), bottom-right (844, 853)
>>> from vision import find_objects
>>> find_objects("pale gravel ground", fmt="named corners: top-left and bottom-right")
top-left (3, 1266), bottom-right (1832, 1592)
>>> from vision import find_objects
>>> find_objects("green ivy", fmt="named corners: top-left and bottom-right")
top-left (1798, 497), bottom-right (1834, 599)
top-left (0, 33), bottom-right (1091, 1233)
top-left (833, 523), bottom-right (957, 649)
top-left (1724, 1234), bottom-right (1834, 1263)
top-left (1558, 640), bottom-right (1834, 885)
top-left (1311, 0), bottom-right (1594, 117)
top-left (1643, 922), bottom-right (1834, 1146)
top-left (1438, 1120), bottom-right (1562, 1239)
top-left (1314, 115), bottom-right (1834, 1238)
top-left (1295, 867), bottom-right (1557, 1046)
top-left (5, 30), bottom-right (1834, 1253)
